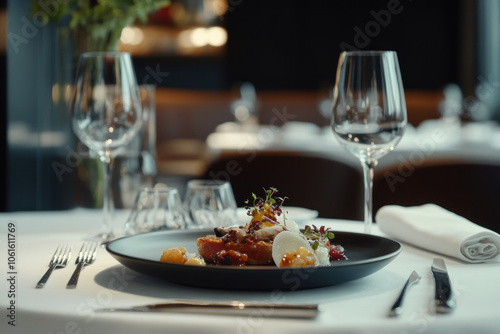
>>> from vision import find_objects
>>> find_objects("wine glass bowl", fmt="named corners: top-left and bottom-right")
top-left (331, 51), bottom-right (407, 233)
top-left (71, 52), bottom-right (142, 242)
top-left (72, 54), bottom-right (142, 161)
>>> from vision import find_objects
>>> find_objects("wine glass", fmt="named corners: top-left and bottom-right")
top-left (71, 52), bottom-right (142, 242)
top-left (331, 51), bottom-right (407, 234)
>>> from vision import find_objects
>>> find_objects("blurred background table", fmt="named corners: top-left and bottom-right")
top-left (198, 117), bottom-right (500, 233)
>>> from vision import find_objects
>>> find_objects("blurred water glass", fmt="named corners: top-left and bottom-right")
top-left (114, 84), bottom-right (157, 209)
top-left (184, 180), bottom-right (237, 228)
top-left (230, 82), bottom-right (258, 127)
top-left (123, 186), bottom-right (188, 236)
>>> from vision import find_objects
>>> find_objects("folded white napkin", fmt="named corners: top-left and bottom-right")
top-left (375, 204), bottom-right (500, 263)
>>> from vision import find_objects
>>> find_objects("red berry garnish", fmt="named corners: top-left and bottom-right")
top-left (329, 245), bottom-right (346, 260)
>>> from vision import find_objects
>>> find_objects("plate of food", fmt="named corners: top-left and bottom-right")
top-left (106, 188), bottom-right (401, 290)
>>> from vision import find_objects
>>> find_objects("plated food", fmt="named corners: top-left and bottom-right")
top-left (160, 187), bottom-right (346, 268)
top-left (107, 228), bottom-right (401, 290)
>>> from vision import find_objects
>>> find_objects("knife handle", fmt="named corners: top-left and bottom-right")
top-left (152, 302), bottom-right (321, 319)
top-left (433, 272), bottom-right (456, 313)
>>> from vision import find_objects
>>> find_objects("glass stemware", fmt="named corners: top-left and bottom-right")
top-left (331, 51), bottom-right (407, 234)
top-left (71, 52), bottom-right (142, 242)
top-left (123, 186), bottom-right (188, 236)
top-left (184, 180), bottom-right (237, 229)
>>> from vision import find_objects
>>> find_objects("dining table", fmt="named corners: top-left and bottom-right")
top-left (1, 208), bottom-right (499, 334)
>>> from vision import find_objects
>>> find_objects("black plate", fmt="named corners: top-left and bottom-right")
top-left (106, 229), bottom-right (402, 290)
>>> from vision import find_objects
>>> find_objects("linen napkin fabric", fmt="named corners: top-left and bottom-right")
top-left (375, 204), bottom-right (500, 263)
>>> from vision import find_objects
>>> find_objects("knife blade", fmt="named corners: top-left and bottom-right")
top-left (97, 300), bottom-right (321, 319)
top-left (431, 258), bottom-right (456, 313)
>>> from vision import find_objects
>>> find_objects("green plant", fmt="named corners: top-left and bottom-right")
top-left (30, 0), bottom-right (169, 50)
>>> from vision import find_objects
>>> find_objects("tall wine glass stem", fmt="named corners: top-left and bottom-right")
top-left (101, 155), bottom-right (114, 242)
top-left (361, 161), bottom-right (376, 234)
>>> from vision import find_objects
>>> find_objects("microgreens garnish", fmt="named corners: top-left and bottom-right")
top-left (244, 187), bottom-right (287, 214)
top-left (303, 225), bottom-right (335, 251)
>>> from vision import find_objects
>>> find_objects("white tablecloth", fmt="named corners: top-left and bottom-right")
top-left (1, 209), bottom-right (499, 334)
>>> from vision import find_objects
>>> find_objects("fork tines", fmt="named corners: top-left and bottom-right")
top-left (76, 241), bottom-right (97, 262)
top-left (66, 241), bottom-right (98, 289)
top-left (36, 244), bottom-right (71, 288)
top-left (52, 244), bottom-right (71, 264)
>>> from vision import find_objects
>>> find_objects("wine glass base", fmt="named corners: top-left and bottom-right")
top-left (91, 231), bottom-right (116, 246)
top-left (364, 222), bottom-right (372, 234)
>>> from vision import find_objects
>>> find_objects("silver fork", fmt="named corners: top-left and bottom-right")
top-left (66, 242), bottom-right (98, 289)
top-left (388, 270), bottom-right (421, 317)
top-left (36, 244), bottom-right (71, 288)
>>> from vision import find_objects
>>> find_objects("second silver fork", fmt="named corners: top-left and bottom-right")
top-left (66, 242), bottom-right (98, 289)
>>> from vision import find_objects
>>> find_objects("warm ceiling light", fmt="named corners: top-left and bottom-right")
top-left (120, 27), bottom-right (144, 45)
top-left (207, 26), bottom-right (227, 46)
top-left (190, 27), bottom-right (209, 47)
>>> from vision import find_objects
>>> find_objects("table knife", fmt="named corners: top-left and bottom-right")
top-left (97, 300), bottom-right (321, 319)
top-left (431, 258), bottom-right (456, 313)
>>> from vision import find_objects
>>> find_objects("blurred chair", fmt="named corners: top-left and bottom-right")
top-left (202, 152), bottom-right (363, 220)
top-left (373, 161), bottom-right (500, 233)
top-left (156, 139), bottom-right (209, 177)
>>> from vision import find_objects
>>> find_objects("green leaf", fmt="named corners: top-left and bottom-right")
top-left (30, 0), bottom-right (170, 49)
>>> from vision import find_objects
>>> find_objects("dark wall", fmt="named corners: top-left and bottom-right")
top-left (224, 0), bottom-right (462, 91)
top-left (6, 1), bottom-right (75, 211)
top-left (125, 1), bottom-right (466, 92)
top-left (133, 55), bottom-right (227, 90)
